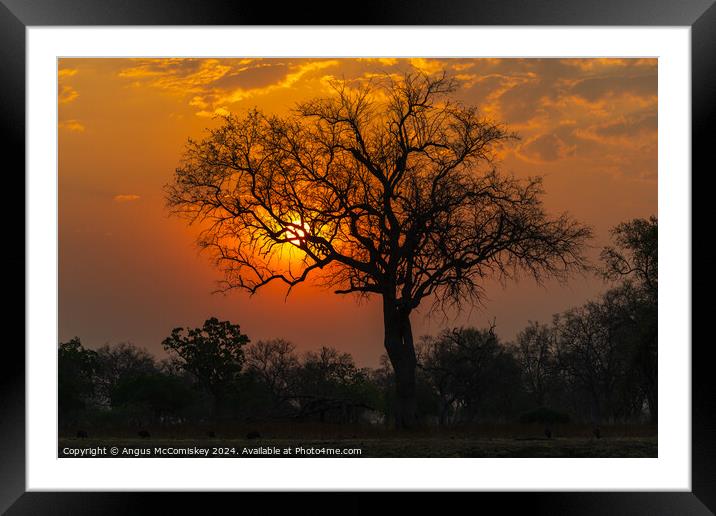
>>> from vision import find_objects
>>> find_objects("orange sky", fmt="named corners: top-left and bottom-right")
top-left (58, 58), bottom-right (657, 366)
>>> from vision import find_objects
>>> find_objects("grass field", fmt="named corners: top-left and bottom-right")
top-left (59, 433), bottom-right (657, 458)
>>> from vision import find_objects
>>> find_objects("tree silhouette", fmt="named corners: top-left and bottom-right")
top-left (162, 317), bottom-right (249, 416)
top-left (58, 337), bottom-right (98, 424)
top-left (600, 216), bottom-right (657, 422)
top-left (95, 342), bottom-right (157, 406)
top-left (513, 321), bottom-right (556, 407)
top-left (293, 347), bottom-right (374, 423)
top-left (419, 326), bottom-right (518, 424)
top-left (554, 292), bottom-right (620, 425)
top-left (601, 216), bottom-right (657, 300)
top-left (245, 338), bottom-right (299, 400)
top-left (167, 71), bottom-right (591, 427)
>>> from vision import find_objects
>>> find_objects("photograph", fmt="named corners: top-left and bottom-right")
top-left (57, 57), bottom-right (658, 459)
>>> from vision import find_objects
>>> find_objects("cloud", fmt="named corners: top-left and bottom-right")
top-left (409, 58), bottom-right (445, 75)
top-left (519, 133), bottom-right (576, 162)
top-left (59, 85), bottom-right (79, 104)
top-left (58, 66), bottom-right (80, 104)
top-left (574, 112), bottom-right (657, 146)
top-left (495, 77), bottom-right (549, 124)
top-left (113, 194), bottom-right (141, 202)
top-left (217, 60), bottom-right (339, 106)
top-left (119, 58), bottom-right (236, 91)
top-left (563, 58), bottom-right (655, 72)
top-left (196, 106), bottom-right (231, 118)
top-left (59, 119), bottom-right (85, 132)
top-left (569, 74), bottom-right (657, 103)
top-left (117, 58), bottom-right (340, 116)
top-left (592, 113), bottom-right (657, 138)
top-left (106, 57), bottom-right (657, 180)
top-left (58, 68), bottom-right (78, 79)
top-left (451, 62), bottom-right (477, 72)
top-left (358, 58), bottom-right (399, 66)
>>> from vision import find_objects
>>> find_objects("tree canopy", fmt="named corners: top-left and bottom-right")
top-left (166, 72), bottom-right (591, 312)
top-left (166, 70), bottom-right (592, 427)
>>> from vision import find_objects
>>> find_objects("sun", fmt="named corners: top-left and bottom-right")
top-left (285, 220), bottom-right (309, 246)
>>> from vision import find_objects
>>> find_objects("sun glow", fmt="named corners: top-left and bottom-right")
top-left (285, 220), bottom-right (310, 246)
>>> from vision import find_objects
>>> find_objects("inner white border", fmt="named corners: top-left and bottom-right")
top-left (27, 27), bottom-right (691, 491)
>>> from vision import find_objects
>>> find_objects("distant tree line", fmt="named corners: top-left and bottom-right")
top-left (59, 217), bottom-right (656, 432)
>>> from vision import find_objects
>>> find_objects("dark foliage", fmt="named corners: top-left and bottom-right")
top-left (58, 217), bottom-right (656, 432)
top-left (165, 70), bottom-right (591, 428)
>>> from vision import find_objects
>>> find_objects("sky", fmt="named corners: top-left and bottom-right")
top-left (58, 58), bottom-right (657, 367)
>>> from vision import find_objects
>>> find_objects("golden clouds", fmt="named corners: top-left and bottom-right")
top-left (519, 133), bottom-right (577, 163)
top-left (196, 106), bottom-right (231, 118)
top-left (59, 119), bottom-right (85, 132)
top-left (562, 58), bottom-right (656, 72)
top-left (58, 64), bottom-right (83, 132)
top-left (116, 58), bottom-right (340, 117)
top-left (119, 58), bottom-right (236, 91)
top-left (58, 66), bottom-right (80, 104)
top-left (573, 113), bottom-right (657, 147)
top-left (58, 68), bottom-right (78, 79)
top-left (442, 59), bottom-right (659, 178)
top-left (57, 57), bottom-right (657, 356)
top-left (113, 194), bottom-right (141, 202)
top-left (59, 85), bottom-right (79, 104)
top-left (374, 58), bottom-right (399, 66)
top-left (218, 59), bottom-right (339, 106)
top-left (408, 58), bottom-right (445, 74)
top-left (57, 57), bottom-right (657, 182)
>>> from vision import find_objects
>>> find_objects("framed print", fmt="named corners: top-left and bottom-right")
top-left (2, 0), bottom-right (713, 513)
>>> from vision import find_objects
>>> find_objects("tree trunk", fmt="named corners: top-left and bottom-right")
top-left (382, 296), bottom-right (417, 429)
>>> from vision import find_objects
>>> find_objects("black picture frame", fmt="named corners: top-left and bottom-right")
top-left (1, 1), bottom-right (712, 513)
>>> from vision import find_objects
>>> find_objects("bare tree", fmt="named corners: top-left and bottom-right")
top-left (601, 216), bottom-right (657, 300)
top-left (419, 325), bottom-right (503, 424)
top-left (513, 321), bottom-right (556, 407)
top-left (245, 338), bottom-right (299, 399)
top-left (95, 342), bottom-right (157, 406)
top-left (553, 286), bottom-right (641, 425)
top-left (166, 71), bottom-right (591, 427)
top-left (600, 216), bottom-right (657, 422)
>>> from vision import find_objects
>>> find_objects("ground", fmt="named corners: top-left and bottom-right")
top-left (58, 424), bottom-right (657, 458)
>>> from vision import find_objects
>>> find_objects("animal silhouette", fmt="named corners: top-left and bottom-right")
top-left (246, 431), bottom-right (261, 439)
top-left (207, 431), bottom-right (216, 438)
top-left (544, 427), bottom-right (552, 439)
top-left (76, 430), bottom-right (88, 439)
top-left (138, 430), bottom-right (151, 438)
top-left (593, 426), bottom-right (601, 439)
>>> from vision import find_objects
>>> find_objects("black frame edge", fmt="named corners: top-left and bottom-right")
top-left (0, 1), bottom-right (26, 514)
top-left (3, 0), bottom-right (714, 514)
top-left (691, 0), bottom-right (716, 512)
top-left (0, 0), bottom-right (715, 26)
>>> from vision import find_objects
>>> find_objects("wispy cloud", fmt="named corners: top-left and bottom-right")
top-left (216, 60), bottom-right (339, 107)
top-left (59, 119), bottom-right (85, 132)
top-left (113, 194), bottom-right (141, 202)
top-left (108, 57), bottom-right (657, 180)
top-left (58, 68), bottom-right (78, 79)
top-left (117, 58), bottom-right (341, 117)
top-left (519, 132), bottom-right (577, 163)
top-left (409, 58), bottom-right (445, 74)
top-left (58, 66), bottom-right (80, 104)
top-left (59, 85), bottom-right (79, 104)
